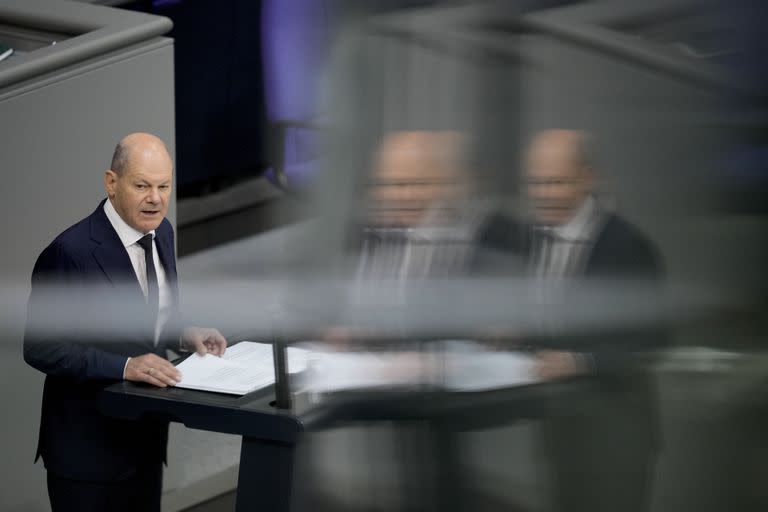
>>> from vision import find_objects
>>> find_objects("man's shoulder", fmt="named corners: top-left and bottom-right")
top-left (36, 208), bottom-right (100, 265)
top-left (592, 213), bottom-right (662, 275)
top-left (156, 217), bottom-right (175, 239)
top-left (598, 214), bottom-right (653, 249)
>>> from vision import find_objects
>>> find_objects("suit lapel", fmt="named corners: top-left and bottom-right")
top-left (154, 224), bottom-right (179, 302)
top-left (89, 200), bottom-right (144, 301)
top-left (154, 228), bottom-right (177, 283)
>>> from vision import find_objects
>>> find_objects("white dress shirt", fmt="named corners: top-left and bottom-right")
top-left (533, 195), bottom-right (604, 280)
top-left (104, 200), bottom-right (173, 375)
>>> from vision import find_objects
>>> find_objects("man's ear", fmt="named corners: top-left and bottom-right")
top-left (104, 170), bottom-right (117, 198)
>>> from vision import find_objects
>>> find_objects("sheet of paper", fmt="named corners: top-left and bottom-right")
top-left (307, 351), bottom-right (431, 392)
top-left (304, 341), bottom-right (538, 393)
top-left (174, 340), bottom-right (535, 395)
top-left (174, 341), bottom-right (309, 395)
top-left (224, 341), bottom-right (309, 374)
top-left (440, 341), bottom-right (538, 391)
top-left (175, 352), bottom-right (274, 395)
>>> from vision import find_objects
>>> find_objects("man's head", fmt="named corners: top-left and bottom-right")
top-left (104, 133), bottom-right (173, 234)
top-left (368, 131), bottom-right (468, 227)
top-left (525, 129), bottom-right (595, 226)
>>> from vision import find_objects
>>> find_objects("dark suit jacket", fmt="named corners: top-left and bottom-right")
top-left (475, 211), bottom-right (661, 280)
top-left (474, 211), bottom-right (667, 448)
top-left (24, 199), bottom-right (180, 481)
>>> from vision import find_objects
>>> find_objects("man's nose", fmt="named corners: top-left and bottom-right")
top-left (147, 189), bottom-right (161, 203)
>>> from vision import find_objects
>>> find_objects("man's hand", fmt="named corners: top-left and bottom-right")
top-left (535, 350), bottom-right (588, 381)
top-left (182, 327), bottom-right (227, 356)
top-left (125, 353), bottom-right (182, 388)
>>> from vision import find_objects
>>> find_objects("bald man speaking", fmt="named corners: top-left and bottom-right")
top-left (24, 133), bottom-right (226, 512)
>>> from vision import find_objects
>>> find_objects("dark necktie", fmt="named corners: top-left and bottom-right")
top-left (137, 234), bottom-right (159, 320)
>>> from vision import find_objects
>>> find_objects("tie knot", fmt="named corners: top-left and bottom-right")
top-left (137, 233), bottom-right (154, 252)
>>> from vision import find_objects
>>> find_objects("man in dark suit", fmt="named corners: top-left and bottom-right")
top-left (24, 133), bottom-right (227, 512)
top-left (475, 130), bottom-right (665, 512)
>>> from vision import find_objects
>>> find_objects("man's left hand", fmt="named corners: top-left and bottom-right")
top-left (535, 350), bottom-right (588, 380)
top-left (182, 327), bottom-right (227, 356)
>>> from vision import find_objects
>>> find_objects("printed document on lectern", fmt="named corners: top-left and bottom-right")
top-left (175, 341), bottom-right (308, 395)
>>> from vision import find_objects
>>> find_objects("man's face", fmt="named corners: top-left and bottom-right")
top-left (525, 136), bottom-right (593, 226)
top-left (104, 148), bottom-right (173, 233)
top-left (367, 131), bottom-right (467, 227)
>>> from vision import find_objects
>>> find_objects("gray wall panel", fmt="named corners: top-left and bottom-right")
top-left (0, 41), bottom-right (175, 511)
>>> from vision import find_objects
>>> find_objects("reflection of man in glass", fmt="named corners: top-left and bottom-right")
top-left (357, 131), bottom-right (474, 280)
top-left (477, 130), bottom-right (664, 512)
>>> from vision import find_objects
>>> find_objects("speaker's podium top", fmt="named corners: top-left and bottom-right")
top-left (100, 381), bottom-right (304, 443)
top-left (100, 373), bottom-right (554, 439)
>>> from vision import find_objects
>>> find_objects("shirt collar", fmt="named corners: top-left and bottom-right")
top-left (103, 198), bottom-right (155, 248)
top-left (548, 195), bottom-right (599, 242)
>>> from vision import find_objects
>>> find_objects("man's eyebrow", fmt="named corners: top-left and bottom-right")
top-left (132, 174), bottom-right (171, 185)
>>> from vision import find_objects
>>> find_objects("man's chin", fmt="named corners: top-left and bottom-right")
top-left (135, 218), bottom-right (163, 233)
top-left (534, 210), bottom-right (570, 227)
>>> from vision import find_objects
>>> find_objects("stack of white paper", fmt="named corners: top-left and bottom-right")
top-left (440, 341), bottom-right (537, 391)
top-left (175, 341), bottom-right (537, 396)
top-left (305, 341), bottom-right (538, 393)
top-left (307, 351), bottom-right (431, 392)
top-left (175, 341), bottom-right (309, 395)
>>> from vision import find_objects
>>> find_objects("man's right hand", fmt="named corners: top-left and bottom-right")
top-left (124, 353), bottom-right (182, 388)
